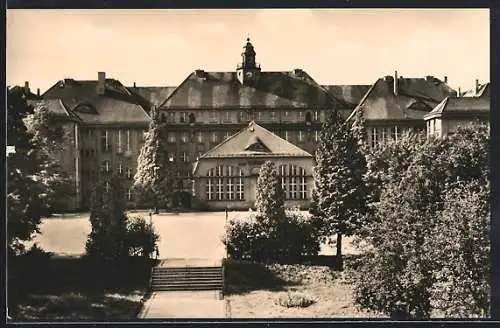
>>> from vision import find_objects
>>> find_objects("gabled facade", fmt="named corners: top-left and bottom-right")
top-left (37, 72), bottom-right (151, 210)
top-left (192, 121), bottom-right (314, 210)
top-left (424, 82), bottom-right (490, 138)
top-left (346, 71), bottom-right (456, 148)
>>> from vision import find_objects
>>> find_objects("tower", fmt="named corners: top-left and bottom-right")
top-left (236, 37), bottom-right (261, 85)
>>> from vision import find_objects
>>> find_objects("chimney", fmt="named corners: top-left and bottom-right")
top-left (475, 79), bottom-right (479, 95)
top-left (37, 88), bottom-right (40, 96)
top-left (458, 87), bottom-right (461, 97)
top-left (24, 81), bottom-right (30, 94)
top-left (194, 69), bottom-right (206, 79)
top-left (133, 82), bottom-right (136, 88)
top-left (444, 76), bottom-right (448, 84)
top-left (393, 70), bottom-right (398, 96)
top-left (96, 72), bottom-right (106, 95)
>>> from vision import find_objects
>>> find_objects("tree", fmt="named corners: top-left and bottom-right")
top-left (85, 175), bottom-right (129, 261)
top-left (7, 88), bottom-right (70, 254)
top-left (133, 108), bottom-right (171, 212)
top-left (311, 110), bottom-right (369, 269)
top-left (255, 160), bottom-right (286, 221)
top-left (429, 180), bottom-right (490, 318)
top-left (349, 125), bottom-right (490, 319)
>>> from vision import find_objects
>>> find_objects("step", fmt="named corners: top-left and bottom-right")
top-left (152, 285), bottom-right (222, 291)
top-left (153, 269), bottom-right (222, 273)
top-left (153, 274), bottom-right (222, 278)
top-left (152, 276), bottom-right (222, 282)
top-left (154, 266), bottom-right (222, 270)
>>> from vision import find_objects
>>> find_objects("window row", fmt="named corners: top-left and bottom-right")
top-left (206, 165), bottom-right (245, 177)
top-left (162, 110), bottom-right (323, 124)
top-left (368, 126), bottom-right (425, 148)
top-left (167, 129), bottom-right (321, 144)
top-left (99, 161), bottom-right (134, 178)
top-left (87, 129), bottom-right (146, 153)
top-left (102, 181), bottom-right (134, 201)
top-left (206, 177), bottom-right (245, 201)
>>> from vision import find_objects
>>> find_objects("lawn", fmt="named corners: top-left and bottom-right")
top-left (223, 259), bottom-right (383, 318)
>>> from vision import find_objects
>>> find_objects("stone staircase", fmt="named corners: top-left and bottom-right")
top-left (151, 265), bottom-right (224, 292)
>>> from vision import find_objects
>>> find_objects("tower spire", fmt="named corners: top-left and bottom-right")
top-left (236, 37), bottom-right (261, 85)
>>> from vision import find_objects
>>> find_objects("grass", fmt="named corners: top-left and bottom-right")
top-left (224, 260), bottom-right (383, 318)
top-left (8, 256), bottom-right (153, 321)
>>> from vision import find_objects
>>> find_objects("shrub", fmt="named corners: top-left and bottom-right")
top-left (275, 292), bottom-right (315, 308)
top-left (126, 216), bottom-right (160, 258)
top-left (223, 212), bottom-right (319, 262)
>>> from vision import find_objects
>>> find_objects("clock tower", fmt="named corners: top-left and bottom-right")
top-left (237, 37), bottom-right (261, 85)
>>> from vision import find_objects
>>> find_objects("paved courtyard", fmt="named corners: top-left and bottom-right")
top-left (28, 210), bottom-right (342, 258)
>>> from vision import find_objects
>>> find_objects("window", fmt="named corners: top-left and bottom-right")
top-left (391, 126), bottom-right (400, 142)
top-left (216, 166), bottom-right (224, 200)
top-left (380, 127), bottom-right (386, 144)
top-left (314, 110), bottom-right (319, 121)
top-left (256, 111), bottom-right (262, 121)
top-left (126, 168), bottom-right (132, 179)
top-left (197, 132), bottom-right (204, 143)
top-left (238, 111), bottom-right (247, 123)
top-left (127, 188), bottom-right (132, 201)
top-left (224, 131), bottom-right (231, 140)
top-left (211, 132), bottom-right (219, 143)
top-left (236, 168), bottom-right (244, 200)
top-left (209, 111), bottom-right (217, 123)
top-left (117, 130), bottom-right (122, 153)
top-left (105, 181), bottom-right (110, 193)
top-left (87, 129), bottom-right (93, 141)
top-left (180, 112), bottom-right (188, 123)
top-left (284, 111), bottom-right (289, 120)
top-left (101, 130), bottom-right (110, 152)
top-left (298, 130), bottom-right (304, 142)
top-left (167, 132), bottom-right (176, 143)
top-left (189, 113), bottom-right (195, 124)
top-left (206, 165), bottom-right (244, 201)
top-left (168, 153), bottom-right (175, 163)
top-left (126, 130), bottom-right (131, 152)
top-left (226, 166), bottom-right (234, 200)
top-left (182, 152), bottom-right (189, 162)
top-left (181, 132), bottom-right (189, 143)
top-left (285, 131), bottom-right (290, 141)
top-left (271, 111), bottom-right (277, 121)
top-left (314, 130), bottom-right (320, 142)
top-left (371, 128), bottom-right (378, 148)
top-left (206, 168), bottom-right (215, 200)
top-left (101, 160), bottom-right (111, 173)
top-left (279, 164), bottom-right (308, 200)
top-left (118, 163), bottom-right (123, 175)
top-left (164, 112), bottom-right (173, 123)
top-left (298, 111), bottom-right (304, 121)
top-left (224, 111), bottom-right (231, 122)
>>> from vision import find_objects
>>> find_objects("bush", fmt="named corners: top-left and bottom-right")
top-left (223, 211), bottom-right (319, 262)
top-left (275, 292), bottom-right (315, 308)
top-left (126, 216), bottom-right (160, 258)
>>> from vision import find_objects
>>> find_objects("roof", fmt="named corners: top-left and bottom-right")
top-left (200, 121), bottom-right (312, 159)
top-left (42, 78), bottom-right (150, 125)
top-left (127, 86), bottom-right (176, 110)
top-left (424, 96), bottom-right (490, 120)
top-left (462, 82), bottom-right (490, 98)
top-left (321, 84), bottom-right (371, 109)
top-left (347, 75), bottom-right (456, 122)
top-left (160, 70), bottom-right (337, 109)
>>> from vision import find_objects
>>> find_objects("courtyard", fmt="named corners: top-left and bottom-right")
top-left (27, 210), bottom-right (349, 259)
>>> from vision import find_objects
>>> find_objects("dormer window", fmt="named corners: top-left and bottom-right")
top-left (74, 104), bottom-right (97, 114)
top-left (408, 101), bottom-right (430, 111)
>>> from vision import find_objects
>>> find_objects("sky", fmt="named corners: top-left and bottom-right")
top-left (6, 9), bottom-right (490, 93)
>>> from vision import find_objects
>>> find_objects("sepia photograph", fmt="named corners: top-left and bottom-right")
top-left (6, 8), bottom-right (491, 321)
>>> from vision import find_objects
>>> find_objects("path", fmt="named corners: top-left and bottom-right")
top-left (139, 291), bottom-right (227, 318)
